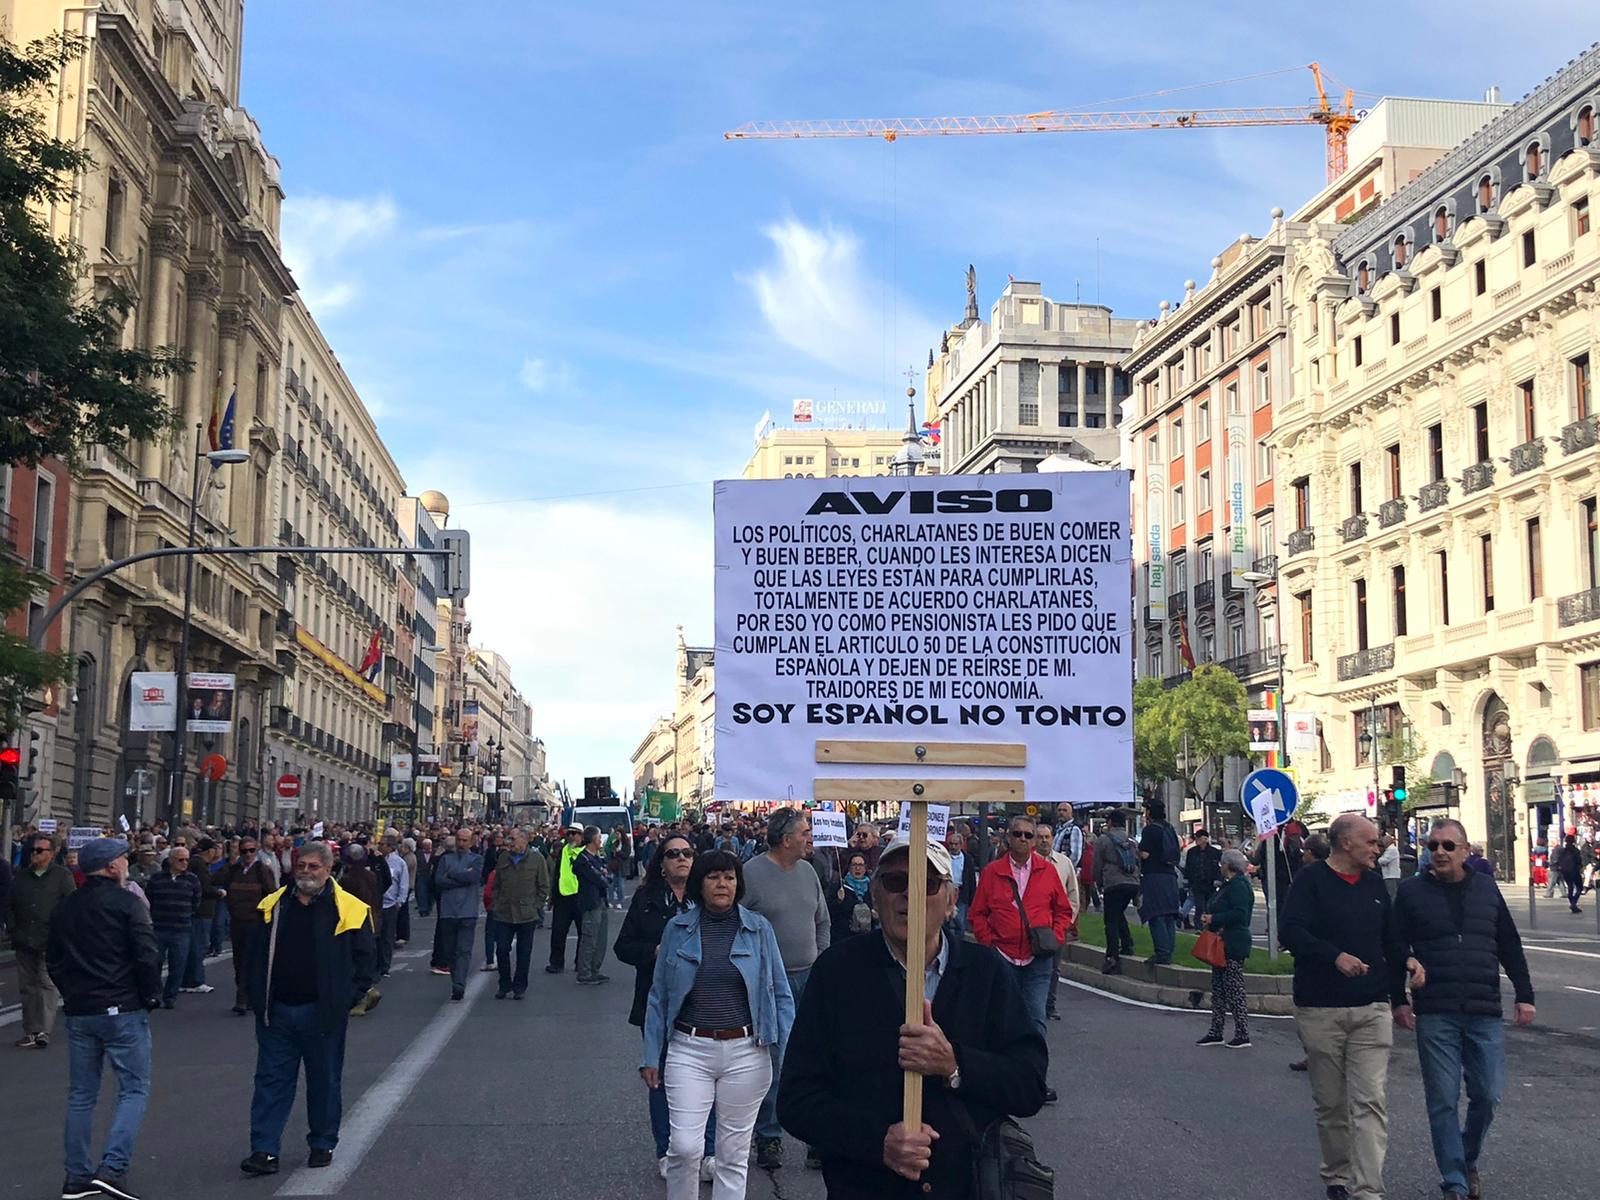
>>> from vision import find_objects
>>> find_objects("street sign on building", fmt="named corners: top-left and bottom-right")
top-left (276, 774), bottom-right (302, 799)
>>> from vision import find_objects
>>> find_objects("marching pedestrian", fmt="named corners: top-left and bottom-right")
top-left (145, 845), bottom-right (200, 1009)
top-left (826, 849), bottom-right (874, 944)
top-left (414, 837), bottom-right (436, 917)
top-left (223, 835), bottom-right (279, 1015)
top-left (180, 838), bottom-right (226, 995)
top-left (778, 836), bottom-right (1047, 1199)
top-left (574, 825), bottom-right (612, 984)
top-left (432, 828), bottom-right (484, 1001)
top-left (480, 829), bottom-right (504, 973)
top-left (1034, 823), bottom-right (1079, 1024)
top-left (377, 831), bottom-right (409, 978)
top-left (1183, 827), bottom-right (1223, 927)
top-left (239, 840), bottom-right (377, 1176)
top-left (1093, 808), bottom-right (1140, 974)
top-left (491, 827), bottom-right (549, 1000)
top-left (48, 837), bottom-right (160, 1200)
top-left (641, 848), bottom-right (793, 1200)
top-left (1137, 798), bottom-right (1182, 965)
top-left (8, 831), bottom-right (75, 1049)
top-left (547, 825), bottom-right (584, 974)
top-left (1392, 818), bottom-right (1536, 1200)
top-left (1554, 834), bottom-right (1583, 912)
top-left (741, 806), bottom-right (830, 1169)
top-left (397, 836), bottom-right (418, 945)
top-left (1196, 848), bottom-right (1254, 1048)
top-left (615, 832), bottom-right (718, 1178)
top-left (1464, 844), bottom-right (1495, 880)
top-left (970, 812), bottom-right (1070, 1102)
top-left (1280, 813), bottom-right (1424, 1200)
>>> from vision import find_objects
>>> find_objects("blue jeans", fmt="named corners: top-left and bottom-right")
top-left (1011, 954), bottom-right (1055, 1039)
top-left (184, 915), bottom-right (212, 987)
top-left (250, 1002), bottom-right (348, 1155)
top-left (954, 903), bottom-right (969, 935)
top-left (156, 927), bottom-right (190, 1004)
top-left (1416, 1013), bottom-right (1505, 1196)
top-left (1148, 915), bottom-right (1177, 964)
top-left (64, 1012), bottom-right (151, 1179)
top-left (647, 1033), bottom-right (717, 1159)
top-left (439, 918), bottom-right (476, 990)
top-left (608, 872), bottom-right (626, 905)
top-left (756, 967), bottom-right (809, 1139)
top-left (211, 901), bottom-right (229, 954)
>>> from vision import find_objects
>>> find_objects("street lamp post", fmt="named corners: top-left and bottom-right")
top-left (1358, 697), bottom-right (1381, 828)
top-left (166, 424), bottom-right (250, 830)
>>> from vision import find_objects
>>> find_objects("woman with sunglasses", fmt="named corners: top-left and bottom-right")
top-left (642, 849), bottom-right (794, 1200)
top-left (615, 834), bottom-right (717, 1179)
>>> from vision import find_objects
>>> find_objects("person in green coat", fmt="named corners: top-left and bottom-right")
top-left (1197, 848), bottom-right (1255, 1048)
top-left (491, 828), bottom-right (551, 999)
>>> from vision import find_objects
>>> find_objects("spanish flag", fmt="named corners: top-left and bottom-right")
top-left (207, 384), bottom-right (236, 452)
top-left (1176, 614), bottom-right (1196, 670)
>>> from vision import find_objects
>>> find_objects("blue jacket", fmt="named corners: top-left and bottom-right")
top-left (431, 850), bottom-right (484, 920)
top-left (641, 904), bottom-right (795, 1070)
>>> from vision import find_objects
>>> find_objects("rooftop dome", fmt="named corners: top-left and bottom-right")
top-left (419, 490), bottom-right (450, 520)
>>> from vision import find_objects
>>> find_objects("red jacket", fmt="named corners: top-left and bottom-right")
top-left (970, 852), bottom-right (1073, 962)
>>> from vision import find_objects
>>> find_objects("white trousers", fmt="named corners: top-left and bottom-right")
top-left (663, 1031), bottom-right (772, 1200)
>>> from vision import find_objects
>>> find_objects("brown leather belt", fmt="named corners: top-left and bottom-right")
top-left (675, 1021), bottom-right (751, 1040)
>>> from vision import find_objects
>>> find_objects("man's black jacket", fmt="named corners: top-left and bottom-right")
top-left (1393, 869), bottom-right (1534, 1016)
top-left (247, 880), bottom-right (377, 1035)
top-left (46, 875), bottom-right (161, 1015)
top-left (778, 930), bottom-right (1047, 1200)
top-left (1183, 843), bottom-right (1223, 893)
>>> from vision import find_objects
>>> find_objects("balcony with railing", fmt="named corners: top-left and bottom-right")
top-left (0, 510), bottom-right (16, 556)
top-left (1377, 497), bottom-right (1407, 529)
top-left (1337, 643), bottom-right (1395, 681)
top-left (1562, 415), bottom-right (1599, 455)
top-left (1509, 439), bottom-right (1546, 475)
top-left (1341, 514), bottom-right (1368, 543)
top-left (1251, 555), bottom-right (1278, 577)
top-left (1558, 586), bottom-right (1600, 627)
top-left (1194, 580), bottom-right (1215, 609)
top-left (1419, 479), bottom-right (1451, 512)
top-left (1286, 528), bottom-right (1315, 557)
top-left (1218, 643), bottom-right (1284, 679)
top-left (1462, 461), bottom-right (1495, 494)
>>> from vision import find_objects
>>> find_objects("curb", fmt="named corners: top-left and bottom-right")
top-left (1063, 942), bottom-right (1294, 1016)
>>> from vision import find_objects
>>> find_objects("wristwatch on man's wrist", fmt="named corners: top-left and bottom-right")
top-left (946, 1066), bottom-right (962, 1090)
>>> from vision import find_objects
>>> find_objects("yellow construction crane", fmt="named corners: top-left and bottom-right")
top-left (727, 62), bottom-right (1362, 183)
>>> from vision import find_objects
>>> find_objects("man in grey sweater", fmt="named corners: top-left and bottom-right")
top-left (742, 807), bottom-right (829, 1170)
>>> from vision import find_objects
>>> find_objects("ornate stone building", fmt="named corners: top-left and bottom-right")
top-left (10, 0), bottom-right (295, 827)
top-left (1276, 43), bottom-right (1600, 877)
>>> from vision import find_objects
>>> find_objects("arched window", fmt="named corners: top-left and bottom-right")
top-left (1393, 234), bottom-right (1409, 268)
top-left (1478, 173), bottom-right (1495, 213)
top-left (1434, 205), bottom-right (1450, 242)
top-left (1580, 105), bottom-right (1597, 147)
top-left (1357, 260), bottom-right (1371, 293)
top-left (1525, 140), bottom-right (1543, 181)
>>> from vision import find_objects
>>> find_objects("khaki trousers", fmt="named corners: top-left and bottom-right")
top-left (15, 947), bottom-right (60, 1038)
top-left (1295, 1002), bottom-right (1394, 1200)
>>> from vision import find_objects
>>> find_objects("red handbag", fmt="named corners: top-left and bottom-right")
top-left (1193, 929), bottom-right (1228, 969)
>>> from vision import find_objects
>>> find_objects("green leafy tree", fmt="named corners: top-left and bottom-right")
top-left (1163, 664), bottom-right (1250, 799)
top-left (1133, 675), bottom-right (1176, 789)
top-left (1, 33), bottom-right (189, 730)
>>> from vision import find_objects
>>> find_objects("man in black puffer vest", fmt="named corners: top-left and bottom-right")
top-left (1393, 818), bottom-right (1535, 1200)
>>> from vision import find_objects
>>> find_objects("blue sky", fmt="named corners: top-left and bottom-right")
top-left (242, 0), bottom-right (1583, 790)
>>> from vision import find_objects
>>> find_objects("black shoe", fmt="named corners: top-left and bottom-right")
top-left (1196, 1032), bottom-right (1225, 1047)
top-left (1042, 1087), bottom-right (1058, 1103)
top-left (513, 991), bottom-right (526, 1001)
top-left (62, 1177), bottom-right (98, 1200)
top-left (1290, 1058), bottom-right (1309, 1071)
top-left (160, 1000), bottom-right (175, 1010)
top-left (307, 1150), bottom-right (334, 1169)
top-left (1047, 1009), bottom-right (1061, 1021)
top-left (495, 989), bottom-right (509, 1000)
top-left (1226, 1034), bottom-right (1251, 1049)
top-left (451, 988), bottom-right (464, 1001)
top-left (239, 1153), bottom-right (280, 1177)
top-left (232, 1004), bottom-right (248, 1016)
top-left (1325, 1187), bottom-right (1350, 1200)
top-left (805, 1148), bottom-right (823, 1170)
top-left (545, 964), bottom-right (564, 974)
top-left (756, 1137), bottom-right (783, 1170)
top-left (92, 1171), bottom-right (142, 1200)
top-left (1101, 958), bottom-right (1122, 976)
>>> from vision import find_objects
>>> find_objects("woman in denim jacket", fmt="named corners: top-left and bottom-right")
top-left (641, 849), bottom-right (794, 1200)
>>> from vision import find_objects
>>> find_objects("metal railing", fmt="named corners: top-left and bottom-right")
top-left (1462, 461), bottom-right (1495, 494)
top-left (1341, 514), bottom-right (1368, 543)
top-left (1286, 528), bottom-right (1315, 557)
top-left (1558, 586), bottom-right (1600, 627)
top-left (1562, 416), bottom-right (1599, 455)
top-left (1378, 498), bottom-right (1407, 528)
top-left (1509, 439), bottom-right (1546, 475)
top-left (1337, 643), bottom-right (1395, 680)
top-left (1419, 479), bottom-right (1451, 512)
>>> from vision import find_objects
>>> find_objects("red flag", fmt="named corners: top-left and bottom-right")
top-left (358, 629), bottom-right (382, 681)
top-left (1177, 615), bottom-right (1196, 670)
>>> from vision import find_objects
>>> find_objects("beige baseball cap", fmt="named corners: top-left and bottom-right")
top-left (877, 837), bottom-right (954, 881)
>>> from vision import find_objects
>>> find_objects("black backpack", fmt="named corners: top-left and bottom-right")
top-left (970, 1116), bottom-right (1055, 1199)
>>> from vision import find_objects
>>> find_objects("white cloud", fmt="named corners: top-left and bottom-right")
top-left (280, 193), bottom-right (399, 314)
top-left (517, 356), bottom-right (577, 393)
top-left (745, 218), bottom-right (938, 385)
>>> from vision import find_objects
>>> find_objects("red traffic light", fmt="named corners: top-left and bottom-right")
top-left (0, 747), bottom-right (20, 767)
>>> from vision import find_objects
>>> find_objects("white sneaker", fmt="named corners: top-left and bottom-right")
top-left (700, 1158), bottom-right (715, 1183)
top-left (192, 984), bottom-right (215, 994)
top-left (657, 1157), bottom-right (668, 1180)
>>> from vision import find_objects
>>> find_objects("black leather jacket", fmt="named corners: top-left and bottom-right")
top-left (46, 876), bottom-right (162, 1016)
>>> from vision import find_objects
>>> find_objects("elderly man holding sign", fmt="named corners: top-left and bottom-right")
top-left (777, 835), bottom-right (1048, 1198)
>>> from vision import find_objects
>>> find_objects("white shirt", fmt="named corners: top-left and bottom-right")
top-left (383, 851), bottom-right (409, 908)
top-left (1377, 843), bottom-right (1401, 880)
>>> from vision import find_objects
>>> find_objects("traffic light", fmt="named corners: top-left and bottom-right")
top-left (439, 528), bottom-right (471, 601)
top-left (1391, 765), bottom-right (1407, 805)
top-left (0, 744), bottom-right (19, 803)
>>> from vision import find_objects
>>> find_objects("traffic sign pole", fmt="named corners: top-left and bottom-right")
top-left (1265, 837), bottom-right (1278, 962)
top-left (1242, 768), bottom-right (1298, 964)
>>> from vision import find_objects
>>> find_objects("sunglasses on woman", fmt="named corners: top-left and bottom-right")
top-left (876, 871), bottom-right (945, 897)
top-left (660, 848), bottom-right (694, 861)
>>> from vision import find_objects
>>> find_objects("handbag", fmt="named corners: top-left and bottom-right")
top-left (972, 1117), bottom-right (1055, 1200)
top-left (1193, 929), bottom-right (1228, 969)
top-left (1006, 877), bottom-right (1061, 959)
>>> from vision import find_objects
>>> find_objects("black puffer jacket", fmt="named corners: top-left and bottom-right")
top-left (613, 882), bottom-right (691, 1027)
top-left (1394, 870), bottom-right (1534, 1017)
top-left (46, 876), bottom-right (161, 1015)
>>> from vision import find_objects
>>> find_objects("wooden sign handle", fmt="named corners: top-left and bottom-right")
top-left (901, 799), bottom-right (929, 1132)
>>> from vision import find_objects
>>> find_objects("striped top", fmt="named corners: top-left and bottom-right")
top-left (677, 907), bottom-right (753, 1030)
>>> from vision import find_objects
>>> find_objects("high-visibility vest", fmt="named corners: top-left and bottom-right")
top-left (557, 843), bottom-right (580, 897)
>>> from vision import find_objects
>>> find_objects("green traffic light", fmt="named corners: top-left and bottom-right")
top-left (1394, 787), bottom-right (1408, 802)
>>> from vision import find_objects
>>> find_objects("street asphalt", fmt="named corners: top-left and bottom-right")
top-left (3, 903), bottom-right (1597, 1200)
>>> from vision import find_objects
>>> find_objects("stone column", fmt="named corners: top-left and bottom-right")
top-left (1104, 364), bottom-right (1115, 425)
top-left (182, 268), bottom-right (220, 436)
top-left (139, 222), bottom-right (184, 477)
top-left (215, 307), bottom-right (242, 527)
top-left (1076, 361), bottom-right (1088, 428)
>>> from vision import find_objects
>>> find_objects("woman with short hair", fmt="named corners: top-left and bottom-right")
top-left (641, 850), bottom-right (793, 1199)
top-left (1197, 847), bottom-right (1254, 1048)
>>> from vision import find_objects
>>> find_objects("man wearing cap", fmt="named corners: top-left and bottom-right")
top-left (779, 836), bottom-right (1047, 1199)
top-left (47, 837), bottom-right (161, 1200)
top-left (8, 831), bottom-right (76, 1049)
top-left (546, 825), bottom-right (585, 974)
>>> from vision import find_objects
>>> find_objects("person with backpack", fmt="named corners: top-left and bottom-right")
top-left (1094, 809), bottom-right (1141, 975)
top-left (1137, 799), bottom-right (1183, 965)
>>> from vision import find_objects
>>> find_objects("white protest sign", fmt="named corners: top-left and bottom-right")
top-left (37, 818), bottom-right (58, 834)
top-left (897, 803), bottom-right (950, 841)
top-left (811, 811), bottom-right (848, 848)
top-left (311, 821), bottom-right (325, 838)
top-left (1250, 793), bottom-right (1279, 840)
top-left (67, 826), bottom-right (104, 850)
top-left (713, 473), bottom-right (1133, 804)
top-left (118, 814), bottom-right (131, 833)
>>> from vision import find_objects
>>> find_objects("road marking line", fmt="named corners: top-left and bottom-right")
top-left (1565, 985), bottom-right (1600, 995)
top-left (1059, 976), bottom-right (1292, 1019)
top-left (275, 971), bottom-right (491, 1196)
top-left (1523, 944), bottom-right (1600, 961)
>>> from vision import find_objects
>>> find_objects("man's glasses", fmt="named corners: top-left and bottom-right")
top-left (877, 872), bottom-right (945, 897)
top-left (30, 846), bottom-right (50, 854)
top-left (1426, 839), bottom-right (1459, 853)
top-left (660, 848), bottom-right (694, 860)
top-left (1009, 830), bottom-right (1035, 840)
